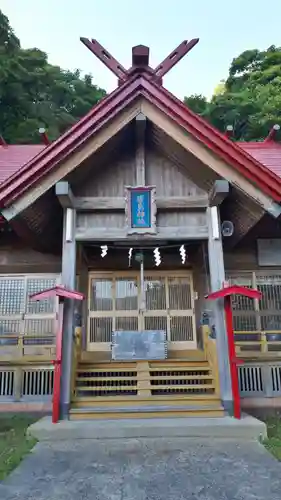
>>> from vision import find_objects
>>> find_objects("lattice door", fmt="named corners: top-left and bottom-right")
top-left (88, 272), bottom-right (140, 351)
top-left (87, 271), bottom-right (197, 351)
top-left (143, 273), bottom-right (196, 350)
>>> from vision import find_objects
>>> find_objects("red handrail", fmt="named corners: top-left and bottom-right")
top-left (52, 301), bottom-right (64, 424)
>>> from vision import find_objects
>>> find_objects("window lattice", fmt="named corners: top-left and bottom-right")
top-left (0, 275), bottom-right (59, 338)
top-left (0, 278), bottom-right (25, 315)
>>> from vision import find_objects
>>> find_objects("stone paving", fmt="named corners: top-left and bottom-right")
top-left (0, 437), bottom-right (280, 499)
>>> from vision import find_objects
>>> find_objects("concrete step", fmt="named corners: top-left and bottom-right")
top-left (28, 414), bottom-right (267, 441)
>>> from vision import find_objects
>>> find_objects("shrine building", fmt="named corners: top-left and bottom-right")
top-left (1, 38), bottom-right (281, 420)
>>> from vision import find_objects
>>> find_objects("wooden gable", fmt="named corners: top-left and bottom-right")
top-left (71, 130), bottom-right (209, 242)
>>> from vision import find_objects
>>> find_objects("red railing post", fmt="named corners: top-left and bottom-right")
top-left (206, 285), bottom-right (261, 420)
top-left (224, 295), bottom-right (242, 419)
top-left (29, 286), bottom-right (85, 424)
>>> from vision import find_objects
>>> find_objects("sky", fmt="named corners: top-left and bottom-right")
top-left (2, 0), bottom-right (281, 100)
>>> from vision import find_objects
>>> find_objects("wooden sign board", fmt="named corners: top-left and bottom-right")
top-left (111, 330), bottom-right (167, 361)
top-left (257, 239), bottom-right (281, 266)
top-left (125, 186), bottom-right (157, 235)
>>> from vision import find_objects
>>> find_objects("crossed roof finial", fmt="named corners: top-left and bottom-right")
top-left (80, 37), bottom-right (199, 86)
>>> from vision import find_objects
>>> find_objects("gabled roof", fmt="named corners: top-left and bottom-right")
top-left (238, 141), bottom-right (281, 178)
top-left (1, 73), bottom-right (281, 207)
top-left (0, 145), bottom-right (45, 184)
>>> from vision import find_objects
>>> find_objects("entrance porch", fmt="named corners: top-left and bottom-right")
top-left (66, 241), bottom-right (224, 420)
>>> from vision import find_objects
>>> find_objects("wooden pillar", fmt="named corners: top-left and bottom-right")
top-left (135, 112), bottom-right (146, 185)
top-left (207, 181), bottom-right (233, 411)
top-left (56, 182), bottom-right (76, 418)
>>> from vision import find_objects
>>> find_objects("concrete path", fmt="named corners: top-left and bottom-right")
top-left (0, 437), bottom-right (280, 499)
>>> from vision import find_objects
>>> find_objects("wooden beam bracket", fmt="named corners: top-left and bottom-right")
top-left (209, 180), bottom-right (229, 207)
top-left (56, 181), bottom-right (75, 209)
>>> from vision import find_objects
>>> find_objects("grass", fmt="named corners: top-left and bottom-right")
top-left (263, 416), bottom-right (281, 461)
top-left (0, 414), bottom-right (38, 481)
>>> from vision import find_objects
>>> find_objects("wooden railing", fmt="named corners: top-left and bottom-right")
top-left (71, 325), bottom-right (82, 401)
top-left (234, 330), bottom-right (281, 357)
top-left (0, 334), bottom-right (56, 362)
top-left (202, 325), bottom-right (220, 396)
top-left (0, 362), bottom-right (54, 401)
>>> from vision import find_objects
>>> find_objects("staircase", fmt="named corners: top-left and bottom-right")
top-left (70, 355), bottom-right (224, 420)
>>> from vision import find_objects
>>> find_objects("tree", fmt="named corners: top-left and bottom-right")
top-left (183, 94), bottom-right (208, 116)
top-left (0, 10), bottom-right (106, 144)
top-left (184, 45), bottom-right (281, 141)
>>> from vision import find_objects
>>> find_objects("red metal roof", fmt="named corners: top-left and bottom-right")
top-left (0, 145), bottom-right (45, 184)
top-left (1, 77), bottom-right (281, 205)
top-left (238, 141), bottom-right (281, 178)
top-left (30, 285), bottom-right (85, 301)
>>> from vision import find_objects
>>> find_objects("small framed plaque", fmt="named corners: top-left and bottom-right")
top-left (112, 330), bottom-right (167, 361)
top-left (125, 186), bottom-right (157, 235)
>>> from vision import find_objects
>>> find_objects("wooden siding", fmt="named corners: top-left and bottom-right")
top-left (75, 211), bottom-right (208, 240)
top-left (73, 152), bottom-right (136, 197)
top-left (73, 147), bottom-right (209, 241)
top-left (145, 150), bottom-right (206, 196)
top-left (0, 245), bottom-right (61, 274)
top-left (73, 146), bottom-right (207, 199)
top-left (224, 244), bottom-right (258, 271)
top-left (0, 235), bottom-right (61, 273)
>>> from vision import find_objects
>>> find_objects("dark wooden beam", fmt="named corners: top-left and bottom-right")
top-left (154, 39), bottom-right (199, 80)
top-left (56, 181), bottom-right (75, 208)
top-left (74, 195), bottom-right (208, 211)
top-left (209, 180), bottom-right (229, 207)
top-left (80, 37), bottom-right (128, 82)
top-left (75, 223), bottom-right (208, 241)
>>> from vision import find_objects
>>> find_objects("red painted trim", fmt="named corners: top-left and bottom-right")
top-left (2, 74), bottom-right (281, 206)
top-left (224, 296), bottom-right (242, 419)
top-left (52, 301), bottom-right (64, 424)
top-left (206, 285), bottom-right (262, 301)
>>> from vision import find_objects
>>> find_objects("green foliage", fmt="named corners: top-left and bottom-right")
top-left (263, 416), bottom-right (281, 461)
top-left (183, 94), bottom-right (208, 116)
top-left (0, 10), bottom-right (106, 144)
top-left (184, 45), bottom-right (281, 141)
top-left (0, 414), bottom-right (37, 480)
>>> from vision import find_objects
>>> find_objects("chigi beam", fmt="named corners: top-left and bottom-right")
top-left (80, 37), bottom-right (199, 84)
top-left (154, 39), bottom-right (199, 80)
top-left (80, 37), bottom-right (128, 82)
